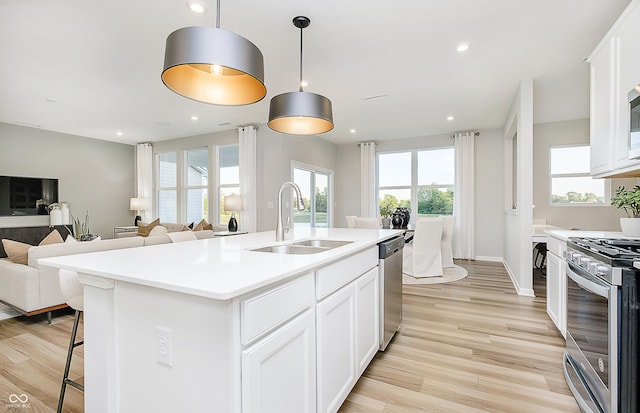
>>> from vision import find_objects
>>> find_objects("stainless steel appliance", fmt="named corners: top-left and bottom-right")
top-left (378, 236), bottom-right (404, 350)
top-left (564, 237), bottom-right (640, 413)
top-left (627, 86), bottom-right (640, 159)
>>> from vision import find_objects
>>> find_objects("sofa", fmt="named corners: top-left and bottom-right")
top-left (0, 229), bottom-right (215, 317)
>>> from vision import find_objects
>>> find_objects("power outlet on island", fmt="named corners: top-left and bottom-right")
top-left (156, 326), bottom-right (173, 367)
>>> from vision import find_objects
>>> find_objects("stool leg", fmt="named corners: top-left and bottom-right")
top-left (57, 310), bottom-right (83, 413)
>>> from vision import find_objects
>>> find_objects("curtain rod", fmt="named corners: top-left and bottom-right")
top-left (357, 141), bottom-right (376, 147)
top-left (450, 131), bottom-right (480, 138)
top-left (236, 124), bottom-right (259, 131)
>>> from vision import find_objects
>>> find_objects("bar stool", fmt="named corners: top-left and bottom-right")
top-left (57, 269), bottom-right (84, 413)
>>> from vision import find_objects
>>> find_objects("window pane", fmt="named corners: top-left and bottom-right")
top-left (417, 187), bottom-right (454, 215)
top-left (186, 188), bottom-right (208, 223)
top-left (378, 189), bottom-right (411, 212)
top-left (418, 148), bottom-right (454, 185)
top-left (219, 146), bottom-right (239, 185)
top-left (378, 152), bottom-right (411, 187)
top-left (159, 153), bottom-right (176, 187)
top-left (158, 190), bottom-right (176, 222)
top-left (293, 168), bottom-right (312, 227)
top-left (186, 148), bottom-right (208, 186)
top-left (315, 173), bottom-right (329, 228)
top-left (550, 146), bottom-right (590, 174)
top-left (551, 177), bottom-right (605, 204)
top-left (219, 187), bottom-right (240, 224)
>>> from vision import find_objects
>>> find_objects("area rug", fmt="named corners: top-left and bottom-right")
top-left (403, 264), bottom-right (468, 285)
top-left (0, 303), bottom-right (20, 321)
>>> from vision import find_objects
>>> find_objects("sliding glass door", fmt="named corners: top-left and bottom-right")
top-left (292, 163), bottom-right (332, 228)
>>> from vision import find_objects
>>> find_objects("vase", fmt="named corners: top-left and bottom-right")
top-left (60, 202), bottom-right (70, 225)
top-left (381, 218), bottom-right (391, 229)
top-left (391, 214), bottom-right (403, 229)
top-left (620, 218), bottom-right (640, 237)
top-left (49, 204), bottom-right (62, 226)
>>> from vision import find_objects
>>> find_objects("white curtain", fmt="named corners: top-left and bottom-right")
top-left (360, 142), bottom-right (376, 217)
top-left (135, 143), bottom-right (153, 222)
top-left (238, 125), bottom-right (257, 233)
top-left (453, 132), bottom-right (475, 259)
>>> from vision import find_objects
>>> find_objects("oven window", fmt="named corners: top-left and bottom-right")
top-left (567, 271), bottom-right (609, 387)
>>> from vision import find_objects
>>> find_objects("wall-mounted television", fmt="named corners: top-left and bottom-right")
top-left (0, 175), bottom-right (59, 216)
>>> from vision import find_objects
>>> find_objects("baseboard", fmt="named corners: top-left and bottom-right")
top-left (474, 255), bottom-right (503, 262)
top-left (502, 259), bottom-right (535, 297)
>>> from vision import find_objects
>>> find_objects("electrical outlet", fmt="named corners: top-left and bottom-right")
top-left (156, 326), bottom-right (172, 367)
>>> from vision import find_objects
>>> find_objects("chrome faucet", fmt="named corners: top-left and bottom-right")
top-left (276, 181), bottom-right (305, 242)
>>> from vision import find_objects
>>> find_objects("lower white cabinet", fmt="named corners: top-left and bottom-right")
top-left (316, 267), bottom-right (379, 413)
top-left (242, 309), bottom-right (316, 413)
top-left (546, 236), bottom-right (567, 337)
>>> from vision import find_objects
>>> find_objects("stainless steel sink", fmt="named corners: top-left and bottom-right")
top-left (292, 240), bottom-right (353, 249)
top-left (250, 239), bottom-right (353, 255)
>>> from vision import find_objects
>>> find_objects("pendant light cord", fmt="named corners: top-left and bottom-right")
top-left (298, 24), bottom-right (304, 92)
top-left (216, 0), bottom-right (221, 28)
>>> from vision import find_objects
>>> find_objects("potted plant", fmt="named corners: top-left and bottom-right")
top-left (611, 185), bottom-right (640, 236)
top-left (379, 204), bottom-right (393, 229)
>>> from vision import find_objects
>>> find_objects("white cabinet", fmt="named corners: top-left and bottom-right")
top-left (242, 309), bottom-right (316, 413)
top-left (546, 236), bottom-right (567, 337)
top-left (316, 247), bottom-right (379, 413)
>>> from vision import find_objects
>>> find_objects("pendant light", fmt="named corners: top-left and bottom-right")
top-left (268, 16), bottom-right (334, 135)
top-left (161, 0), bottom-right (266, 106)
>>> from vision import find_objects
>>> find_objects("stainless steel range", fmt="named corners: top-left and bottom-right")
top-left (564, 237), bottom-right (640, 413)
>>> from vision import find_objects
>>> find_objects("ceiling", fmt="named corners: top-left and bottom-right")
top-left (0, 0), bottom-right (631, 146)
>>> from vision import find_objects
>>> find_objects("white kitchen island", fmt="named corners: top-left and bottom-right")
top-left (41, 228), bottom-right (402, 413)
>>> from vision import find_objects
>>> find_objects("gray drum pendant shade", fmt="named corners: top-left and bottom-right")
top-left (268, 16), bottom-right (334, 135)
top-left (161, 1), bottom-right (266, 105)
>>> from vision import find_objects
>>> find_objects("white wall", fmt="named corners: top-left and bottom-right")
top-left (533, 119), bottom-right (637, 230)
top-left (503, 80), bottom-right (535, 296)
top-left (0, 122), bottom-right (134, 238)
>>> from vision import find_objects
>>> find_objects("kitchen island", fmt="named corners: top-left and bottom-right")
top-left (41, 228), bottom-right (402, 413)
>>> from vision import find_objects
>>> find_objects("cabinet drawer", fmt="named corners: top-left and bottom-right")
top-left (241, 273), bottom-right (314, 345)
top-left (316, 247), bottom-right (377, 300)
top-left (547, 236), bottom-right (566, 259)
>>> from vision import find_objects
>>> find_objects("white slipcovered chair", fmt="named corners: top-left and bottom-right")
top-left (345, 216), bottom-right (357, 228)
top-left (440, 215), bottom-right (456, 268)
top-left (57, 269), bottom-right (84, 413)
top-left (403, 217), bottom-right (444, 278)
top-left (353, 217), bottom-right (381, 228)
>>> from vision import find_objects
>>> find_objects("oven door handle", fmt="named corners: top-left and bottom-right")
top-left (567, 265), bottom-right (609, 298)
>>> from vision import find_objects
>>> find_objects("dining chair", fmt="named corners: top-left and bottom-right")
top-left (403, 217), bottom-right (444, 278)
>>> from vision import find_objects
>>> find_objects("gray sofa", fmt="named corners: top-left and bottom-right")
top-left (0, 230), bottom-right (214, 317)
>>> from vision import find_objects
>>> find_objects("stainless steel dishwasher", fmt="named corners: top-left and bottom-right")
top-left (378, 236), bottom-right (404, 350)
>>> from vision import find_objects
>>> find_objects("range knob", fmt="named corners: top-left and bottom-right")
top-left (596, 266), bottom-right (608, 277)
top-left (580, 256), bottom-right (591, 266)
top-left (587, 262), bottom-right (598, 274)
top-left (571, 253), bottom-right (582, 264)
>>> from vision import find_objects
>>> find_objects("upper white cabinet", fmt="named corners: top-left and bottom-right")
top-left (590, 1), bottom-right (640, 177)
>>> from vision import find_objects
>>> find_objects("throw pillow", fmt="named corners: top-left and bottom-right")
top-left (137, 218), bottom-right (160, 237)
top-left (40, 229), bottom-right (64, 246)
top-left (2, 239), bottom-right (30, 265)
top-left (193, 219), bottom-right (213, 231)
top-left (148, 225), bottom-right (169, 236)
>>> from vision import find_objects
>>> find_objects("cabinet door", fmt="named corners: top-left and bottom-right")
top-left (546, 252), bottom-right (563, 335)
top-left (316, 283), bottom-right (356, 413)
top-left (355, 267), bottom-right (379, 375)
top-left (590, 37), bottom-right (616, 175)
top-left (242, 309), bottom-right (316, 413)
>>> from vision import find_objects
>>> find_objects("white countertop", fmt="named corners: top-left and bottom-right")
top-left (545, 229), bottom-right (640, 242)
top-left (40, 228), bottom-right (403, 300)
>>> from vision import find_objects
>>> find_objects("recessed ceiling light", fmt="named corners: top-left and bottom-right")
top-left (186, 0), bottom-right (207, 13)
top-left (116, 131), bottom-right (123, 137)
top-left (456, 43), bottom-right (470, 52)
top-left (447, 116), bottom-right (454, 121)
top-left (190, 115), bottom-right (199, 121)
top-left (350, 129), bottom-right (356, 134)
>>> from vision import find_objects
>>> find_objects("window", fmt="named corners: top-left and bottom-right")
top-left (378, 147), bottom-right (454, 223)
top-left (185, 148), bottom-right (208, 224)
top-left (292, 163), bottom-right (332, 228)
top-left (218, 145), bottom-right (239, 225)
top-left (550, 145), bottom-right (606, 205)
top-left (157, 152), bottom-right (177, 223)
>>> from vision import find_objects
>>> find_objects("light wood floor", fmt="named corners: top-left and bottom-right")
top-left (0, 261), bottom-right (577, 413)
top-left (339, 261), bottom-right (579, 413)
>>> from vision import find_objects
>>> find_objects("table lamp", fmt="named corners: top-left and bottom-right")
top-left (224, 194), bottom-right (243, 232)
top-left (130, 197), bottom-right (150, 226)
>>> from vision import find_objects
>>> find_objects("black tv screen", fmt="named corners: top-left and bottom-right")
top-left (0, 176), bottom-right (59, 216)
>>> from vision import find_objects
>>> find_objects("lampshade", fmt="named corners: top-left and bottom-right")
top-left (161, 0), bottom-right (266, 106)
top-left (130, 197), bottom-right (150, 211)
top-left (224, 194), bottom-right (243, 212)
top-left (268, 16), bottom-right (334, 135)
